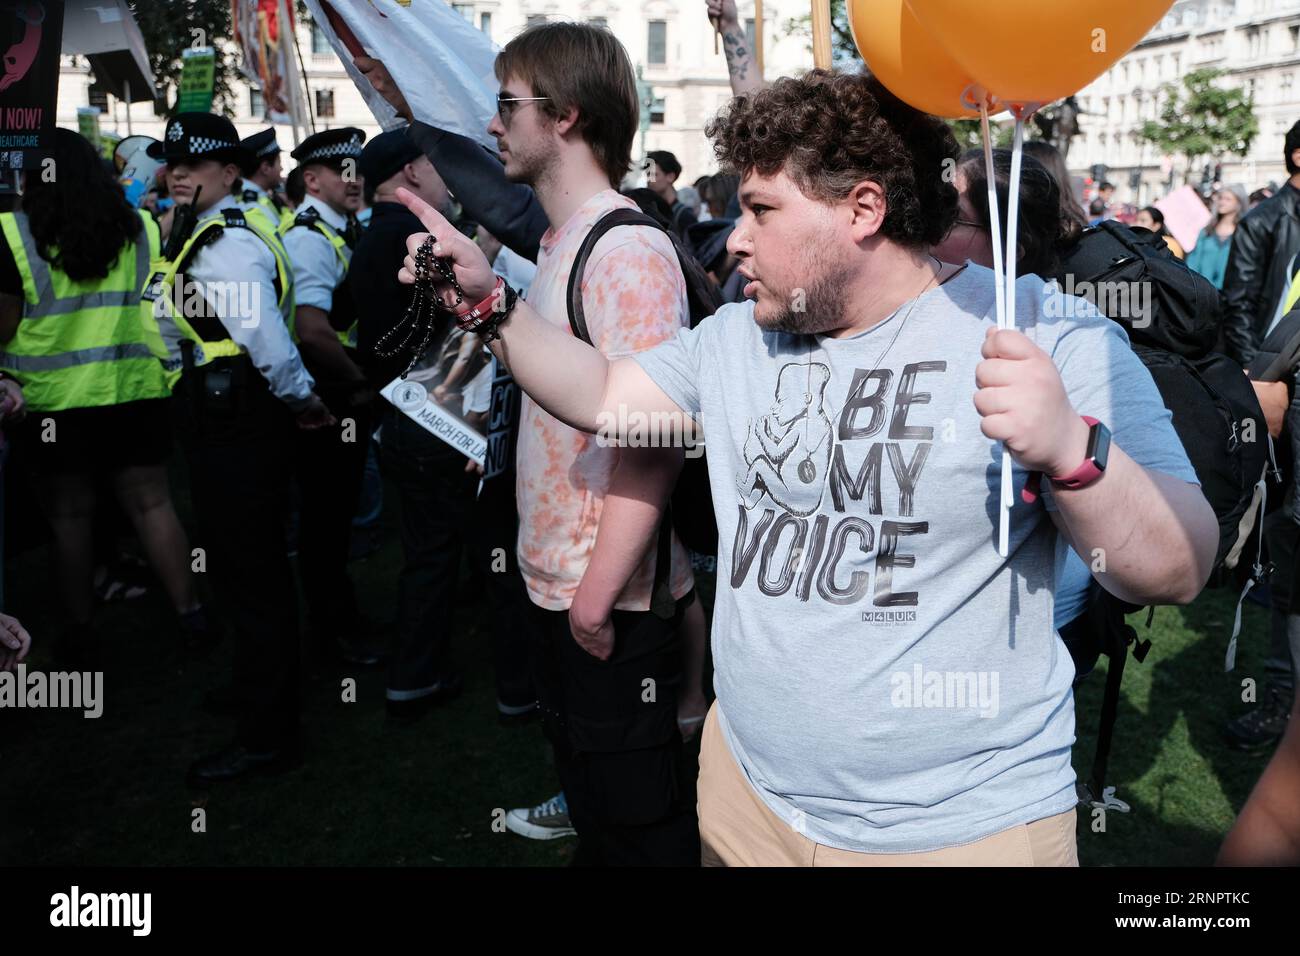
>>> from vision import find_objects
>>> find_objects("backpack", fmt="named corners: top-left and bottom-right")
top-left (1051, 221), bottom-right (1275, 810)
top-left (565, 208), bottom-right (723, 615)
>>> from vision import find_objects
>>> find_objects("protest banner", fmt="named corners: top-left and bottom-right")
top-left (303, 0), bottom-right (498, 148)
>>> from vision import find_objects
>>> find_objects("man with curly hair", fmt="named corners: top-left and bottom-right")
top-left (396, 70), bottom-right (1217, 865)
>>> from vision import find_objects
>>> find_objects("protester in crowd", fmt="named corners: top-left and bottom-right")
top-left (645, 150), bottom-right (698, 241)
top-left (1021, 140), bottom-right (1087, 232)
top-left (1221, 122), bottom-right (1300, 749)
top-left (395, 22), bottom-right (700, 865)
top-left (143, 113), bottom-right (333, 785)
top-left (1185, 186), bottom-right (1248, 290)
top-left (677, 185), bottom-right (702, 220)
top-left (0, 372), bottom-right (23, 611)
top-left (1249, 185), bottom-right (1276, 209)
top-left (1223, 120), bottom-right (1300, 366)
top-left (700, 172), bottom-right (740, 221)
top-left (0, 610), bottom-right (30, 672)
top-left (282, 128), bottom-right (381, 667)
top-left (356, 57), bottom-right (714, 769)
top-left (397, 69), bottom-right (1216, 865)
top-left (1134, 205), bottom-right (1185, 259)
top-left (0, 128), bottom-right (208, 668)
top-left (349, 129), bottom-right (491, 718)
top-left (1087, 197), bottom-right (1107, 225)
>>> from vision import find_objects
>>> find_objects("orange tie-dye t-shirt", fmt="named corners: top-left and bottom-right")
top-left (515, 189), bottom-right (695, 611)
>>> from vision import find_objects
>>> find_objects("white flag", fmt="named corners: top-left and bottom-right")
top-left (302, 0), bottom-right (499, 149)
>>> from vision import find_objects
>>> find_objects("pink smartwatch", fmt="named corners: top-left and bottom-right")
top-left (1020, 416), bottom-right (1111, 504)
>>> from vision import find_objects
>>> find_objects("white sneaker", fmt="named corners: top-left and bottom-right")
top-left (504, 793), bottom-right (576, 840)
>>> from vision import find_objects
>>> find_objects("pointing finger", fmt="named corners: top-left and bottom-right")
top-left (396, 186), bottom-right (450, 235)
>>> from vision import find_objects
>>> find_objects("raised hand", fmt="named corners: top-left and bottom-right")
top-left (353, 56), bottom-right (413, 121)
top-left (396, 186), bottom-right (496, 304)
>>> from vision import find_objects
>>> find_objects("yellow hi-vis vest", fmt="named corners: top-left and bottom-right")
top-left (0, 209), bottom-right (169, 412)
top-left (241, 187), bottom-right (295, 234)
top-left (284, 209), bottom-right (356, 349)
top-left (139, 204), bottom-right (294, 388)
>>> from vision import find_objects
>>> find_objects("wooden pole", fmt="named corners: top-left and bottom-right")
top-left (810, 0), bottom-right (832, 70)
top-left (755, 0), bottom-right (765, 78)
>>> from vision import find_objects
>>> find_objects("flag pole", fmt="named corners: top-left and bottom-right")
top-left (755, 0), bottom-right (765, 78)
top-left (810, 0), bottom-right (832, 69)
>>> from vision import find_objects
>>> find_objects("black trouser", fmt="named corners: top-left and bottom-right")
top-left (295, 386), bottom-right (373, 642)
top-left (471, 470), bottom-right (536, 710)
top-left (175, 366), bottom-right (300, 752)
top-left (530, 598), bottom-right (700, 866)
top-left (379, 408), bottom-right (479, 698)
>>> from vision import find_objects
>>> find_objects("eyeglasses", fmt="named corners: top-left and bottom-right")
top-left (496, 94), bottom-right (550, 124)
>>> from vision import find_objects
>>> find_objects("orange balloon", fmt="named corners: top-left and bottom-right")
top-left (906, 0), bottom-right (1174, 107)
top-left (847, 0), bottom-right (982, 119)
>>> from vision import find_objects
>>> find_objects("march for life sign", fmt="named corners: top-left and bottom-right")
top-left (302, 0), bottom-right (499, 149)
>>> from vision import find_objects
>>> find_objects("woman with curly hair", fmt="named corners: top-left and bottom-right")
top-left (0, 128), bottom-right (205, 665)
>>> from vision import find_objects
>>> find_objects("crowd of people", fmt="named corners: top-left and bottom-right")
top-left (2, 0), bottom-right (1299, 866)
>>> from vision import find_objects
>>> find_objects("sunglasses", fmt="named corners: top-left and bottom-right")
top-left (496, 94), bottom-right (549, 124)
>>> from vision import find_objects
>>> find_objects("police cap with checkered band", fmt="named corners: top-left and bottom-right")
top-left (147, 112), bottom-right (253, 168)
top-left (290, 127), bottom-right (366, 168)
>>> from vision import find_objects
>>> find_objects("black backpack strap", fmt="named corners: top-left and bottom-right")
top-left (566, 208), bottom-right (679, 619)
top-left (565, 208), bottom-right (664, 345)
top-left (1080, 593), bottom-right (1148, 812)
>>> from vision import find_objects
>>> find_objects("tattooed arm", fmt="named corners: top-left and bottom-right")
top-left (707, 0), bottom-right (765, 96)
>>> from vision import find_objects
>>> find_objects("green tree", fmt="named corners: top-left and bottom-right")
top-left (129, 0), bottom-right (314, 118)
top-left (784, 0), bottom-right (862, 67)
top-left (131, 0), bottom-right (238, 117)
top-left (1138, 68), bottom-right (1258, 174)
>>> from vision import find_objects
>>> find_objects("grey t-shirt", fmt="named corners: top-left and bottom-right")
top-left (634, 263), bottom-right (1198, 853)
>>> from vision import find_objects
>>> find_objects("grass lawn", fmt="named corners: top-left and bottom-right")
top-left (0, 475), bottom-right (1280, 867)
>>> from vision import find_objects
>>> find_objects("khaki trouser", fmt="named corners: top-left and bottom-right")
top-left (697, 703), bottom-right (1079, 867)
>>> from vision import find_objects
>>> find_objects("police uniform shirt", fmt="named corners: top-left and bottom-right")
top-left (187, 205), bottom-right (316, 408)
top-left (282, 194), bottom-right (351, 313)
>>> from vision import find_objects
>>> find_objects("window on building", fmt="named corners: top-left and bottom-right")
top-left (588, 16), bottom-right (607, 29)
top-left (452, 3), bottom-right (472, 21)
top-left (315, 89), bottom-right (335, 118)
top-left (250, 87), bottom-right (264, 118)
top-left (1248, 28), bottom-right (1261, 58)
top-left (745, 18), bottom-right (756, 51)
top-left (651, 96), bottom-right (665, 124)
top-left (480, 11), bottom-right (491, 37)
top-left (311, 22), bottom-right (331, 54)
top-left (88, 88), bottom-right (108, 110)
top-left (648, 20), bottom-right (667, 65)
top-left (1291, 24), bottom-right (1299, 51)
top-left (1283, 73), bottom-right (1295, 99)
top-left (526, 15), bottom-right (548, 27)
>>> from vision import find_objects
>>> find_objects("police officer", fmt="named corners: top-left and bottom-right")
top-left (140, 113), bottom-right (333, 784)
top-left (238, 127), bottom-right (292, 230)
top-left (282, 127), bottom-right (377, 664)
top-left (0, 127), bottom-right (207, 666)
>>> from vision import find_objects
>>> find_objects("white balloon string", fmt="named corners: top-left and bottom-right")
top-left (982, 101), bottom-right (1012, 558)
